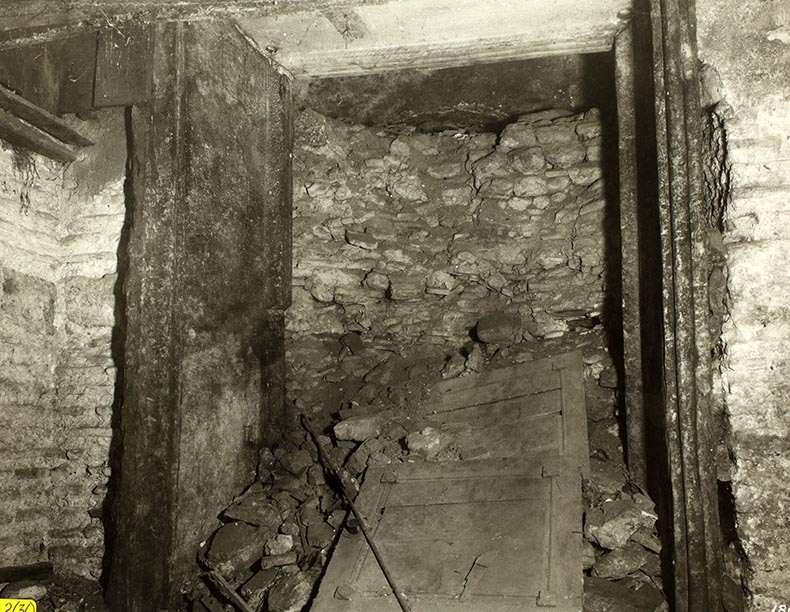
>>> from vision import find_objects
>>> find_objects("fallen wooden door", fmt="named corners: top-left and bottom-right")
top-left (312, 458), bottom-right (582, 611)
top-left (313, 351), bottom-right (588, 611)
top-left (425, 350), bottom-right (589, 474)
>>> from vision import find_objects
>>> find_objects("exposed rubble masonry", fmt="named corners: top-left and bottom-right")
top-left (0, 110), bottom-right (126, 579)
top-left (286, 108), bottom-right (618, 421)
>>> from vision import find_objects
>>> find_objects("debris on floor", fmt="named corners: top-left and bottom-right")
top-left (0, 573), bottom-right (108, 612)
top-left (190, 327), bottom-right (666, 612)
top-left (311, 351), bottom-right (588, 611)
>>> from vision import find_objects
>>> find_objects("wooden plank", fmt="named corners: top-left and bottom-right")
top-left (0, 108), bottom-right (77, 162)
top-left (436, 390), bottom-right (562, 424)
top-left (237, 0), bottom-right (631, 77)
top-left (615, 23), bottom-right (646, 487)
top-left (95, 24), bottom-right (154, 107)
top-left (382, 476), bottom-right (550, 507)
top-left (0, 561), bottom-right (53, 582)
top-left (0, 42), bottom-right (60, 114)
top-left (430, 373), bottom-right (561, 412)
top-left (424, 351), bottom-right (588, 471)
top-left (0, 84), bottom-right (93, 147)
top-left (54, 31), bottom-right (99, 115)
top-left (432, 356), bottom-right (556, 394)
top-left (447, 415), bottom-right (562, 461)
top-left (313, 459), bottom-right (582, 611)
top-left (0, 31), bottom-right (99, 116)
top-left (556, 352), bottom-right (590, 476)
top-left (0, 0), bottom-right (398, 36)
top-left (372, 457), bottom-right (557, 481)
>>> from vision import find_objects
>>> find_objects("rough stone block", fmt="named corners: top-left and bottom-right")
top-left (498, 123), bottom-right (538, 150)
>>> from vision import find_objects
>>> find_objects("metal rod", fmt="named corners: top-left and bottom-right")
top-left (303, 415), bottom-right (413, 612)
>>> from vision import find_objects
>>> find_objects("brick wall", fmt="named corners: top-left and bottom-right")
top-left (287, 108), bottom-right (618, 416)
top-left (697, 0), bottom-right (790, 606)
top-left (0, 109), bottom-right (126, 578)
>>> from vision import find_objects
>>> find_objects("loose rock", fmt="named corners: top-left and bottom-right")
top-left (267, 571), bottom-right (314, 612)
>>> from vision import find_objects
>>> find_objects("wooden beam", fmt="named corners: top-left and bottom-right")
top-left (94, 24), bottom-right (153, 107)
top-left (0, 84), bottom-right (93, 146)
top-left (0, 109), bottom-right (77, 162)
top-left (0, 31), bottom-right (100, 115)
top-left (0, 0), bottom-right (393, 46)
top-left (615, 23), bottom-right (646, 487)
top-left (106, 20), bottom-right (292, 611)
top-left (238, 0), bottom-right (631, 78)
top-left (0, 562), bottom-right (54, 583)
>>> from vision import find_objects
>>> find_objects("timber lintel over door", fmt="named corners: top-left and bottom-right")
top-left (237, 0), bottom-right (633, 77)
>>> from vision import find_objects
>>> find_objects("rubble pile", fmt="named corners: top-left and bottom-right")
top-left (189, 318), bottom-right (645, 610)
top-left (188, 434), bottom-right (344, 612)
top-left (582, 456), bottom-right (667, 611)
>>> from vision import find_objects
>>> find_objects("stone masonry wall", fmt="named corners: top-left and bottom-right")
top-left (287, 108), bottom-right (616, 417)
top-left (0, 110), bottom-right (126, 579)
top-left (697, 0), bottom-right (790, 606)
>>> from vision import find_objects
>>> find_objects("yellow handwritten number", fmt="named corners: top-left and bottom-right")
top-left (0, 600), bottom-right (37, 612)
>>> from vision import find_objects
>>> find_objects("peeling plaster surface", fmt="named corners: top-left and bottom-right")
top-left (697, 0), bottom-right (790, 605)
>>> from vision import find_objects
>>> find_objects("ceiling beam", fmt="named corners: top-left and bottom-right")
top-left (238, 0), bottom-right (630, 78)
top-left (0, 0), bottom-right (392, 46)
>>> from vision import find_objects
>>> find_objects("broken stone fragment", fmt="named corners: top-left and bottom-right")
top-left (598, 366), bottom-right (618, 389)
top-left (307, 522), bottom-right (335, 549)
top-left (222, 490), bottom-right (282, 531)
top-left (280, 520), bottom-right (301, 537)
top-left (583, 576), bottom-right (666, 612)
top-left (513, 175), bottom-right (548, 197)
top-left (584, 379), bottom-right (617, 422)
top-left (208, 522), bottom-right (273, 578)
top-left (267, 570), bottom-right (315, 612)
top-left (363, 270), bottom-right (390, 292)
top-left (260, 552), bottom-right (299, 570)
top-left (258, 447), bottom-right (276, 473)
top-left (240, 568), bottom-right (279, 609)
top-left (640, 549), bottom-right (662, 577)
top-left (630, 526), bottom-right (662, 553)
top-left (271, 474), bottom-right (305, 493)
top-left (345, 230), bottom-right (379, 250)
top-left (339, 332), bottom-right (365, 354)
top-left (387, 271), bottom-right (426, 301)
top-left (472, 150), bottom-right (511, 178)
top-left (591, 541), bottom-right (652, 579)
top-left (463, 343), bottom-right (484, 373)
top-left (280, 449), bottom-right (314, 476)
top-left (307, 464), bottom-right (326, 485)
top-left (0, 582), bottom-right (47, 600)
top-left (585, 498), bottom-right (652, 550)
top-left (441, 353), bottom-right (465, 379)
top-left (344, 437), bottom-right (401, 475)
top-left (475, 312), bottom-right (521, 345)
top-left (334, 414), bottom-right (383, 442)
top-left (328, 509), bottom-right (347, 529)
top-left (264, 534), bottom-right (294, 556)
top-left (405, 427), bottom-right (451, 460)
